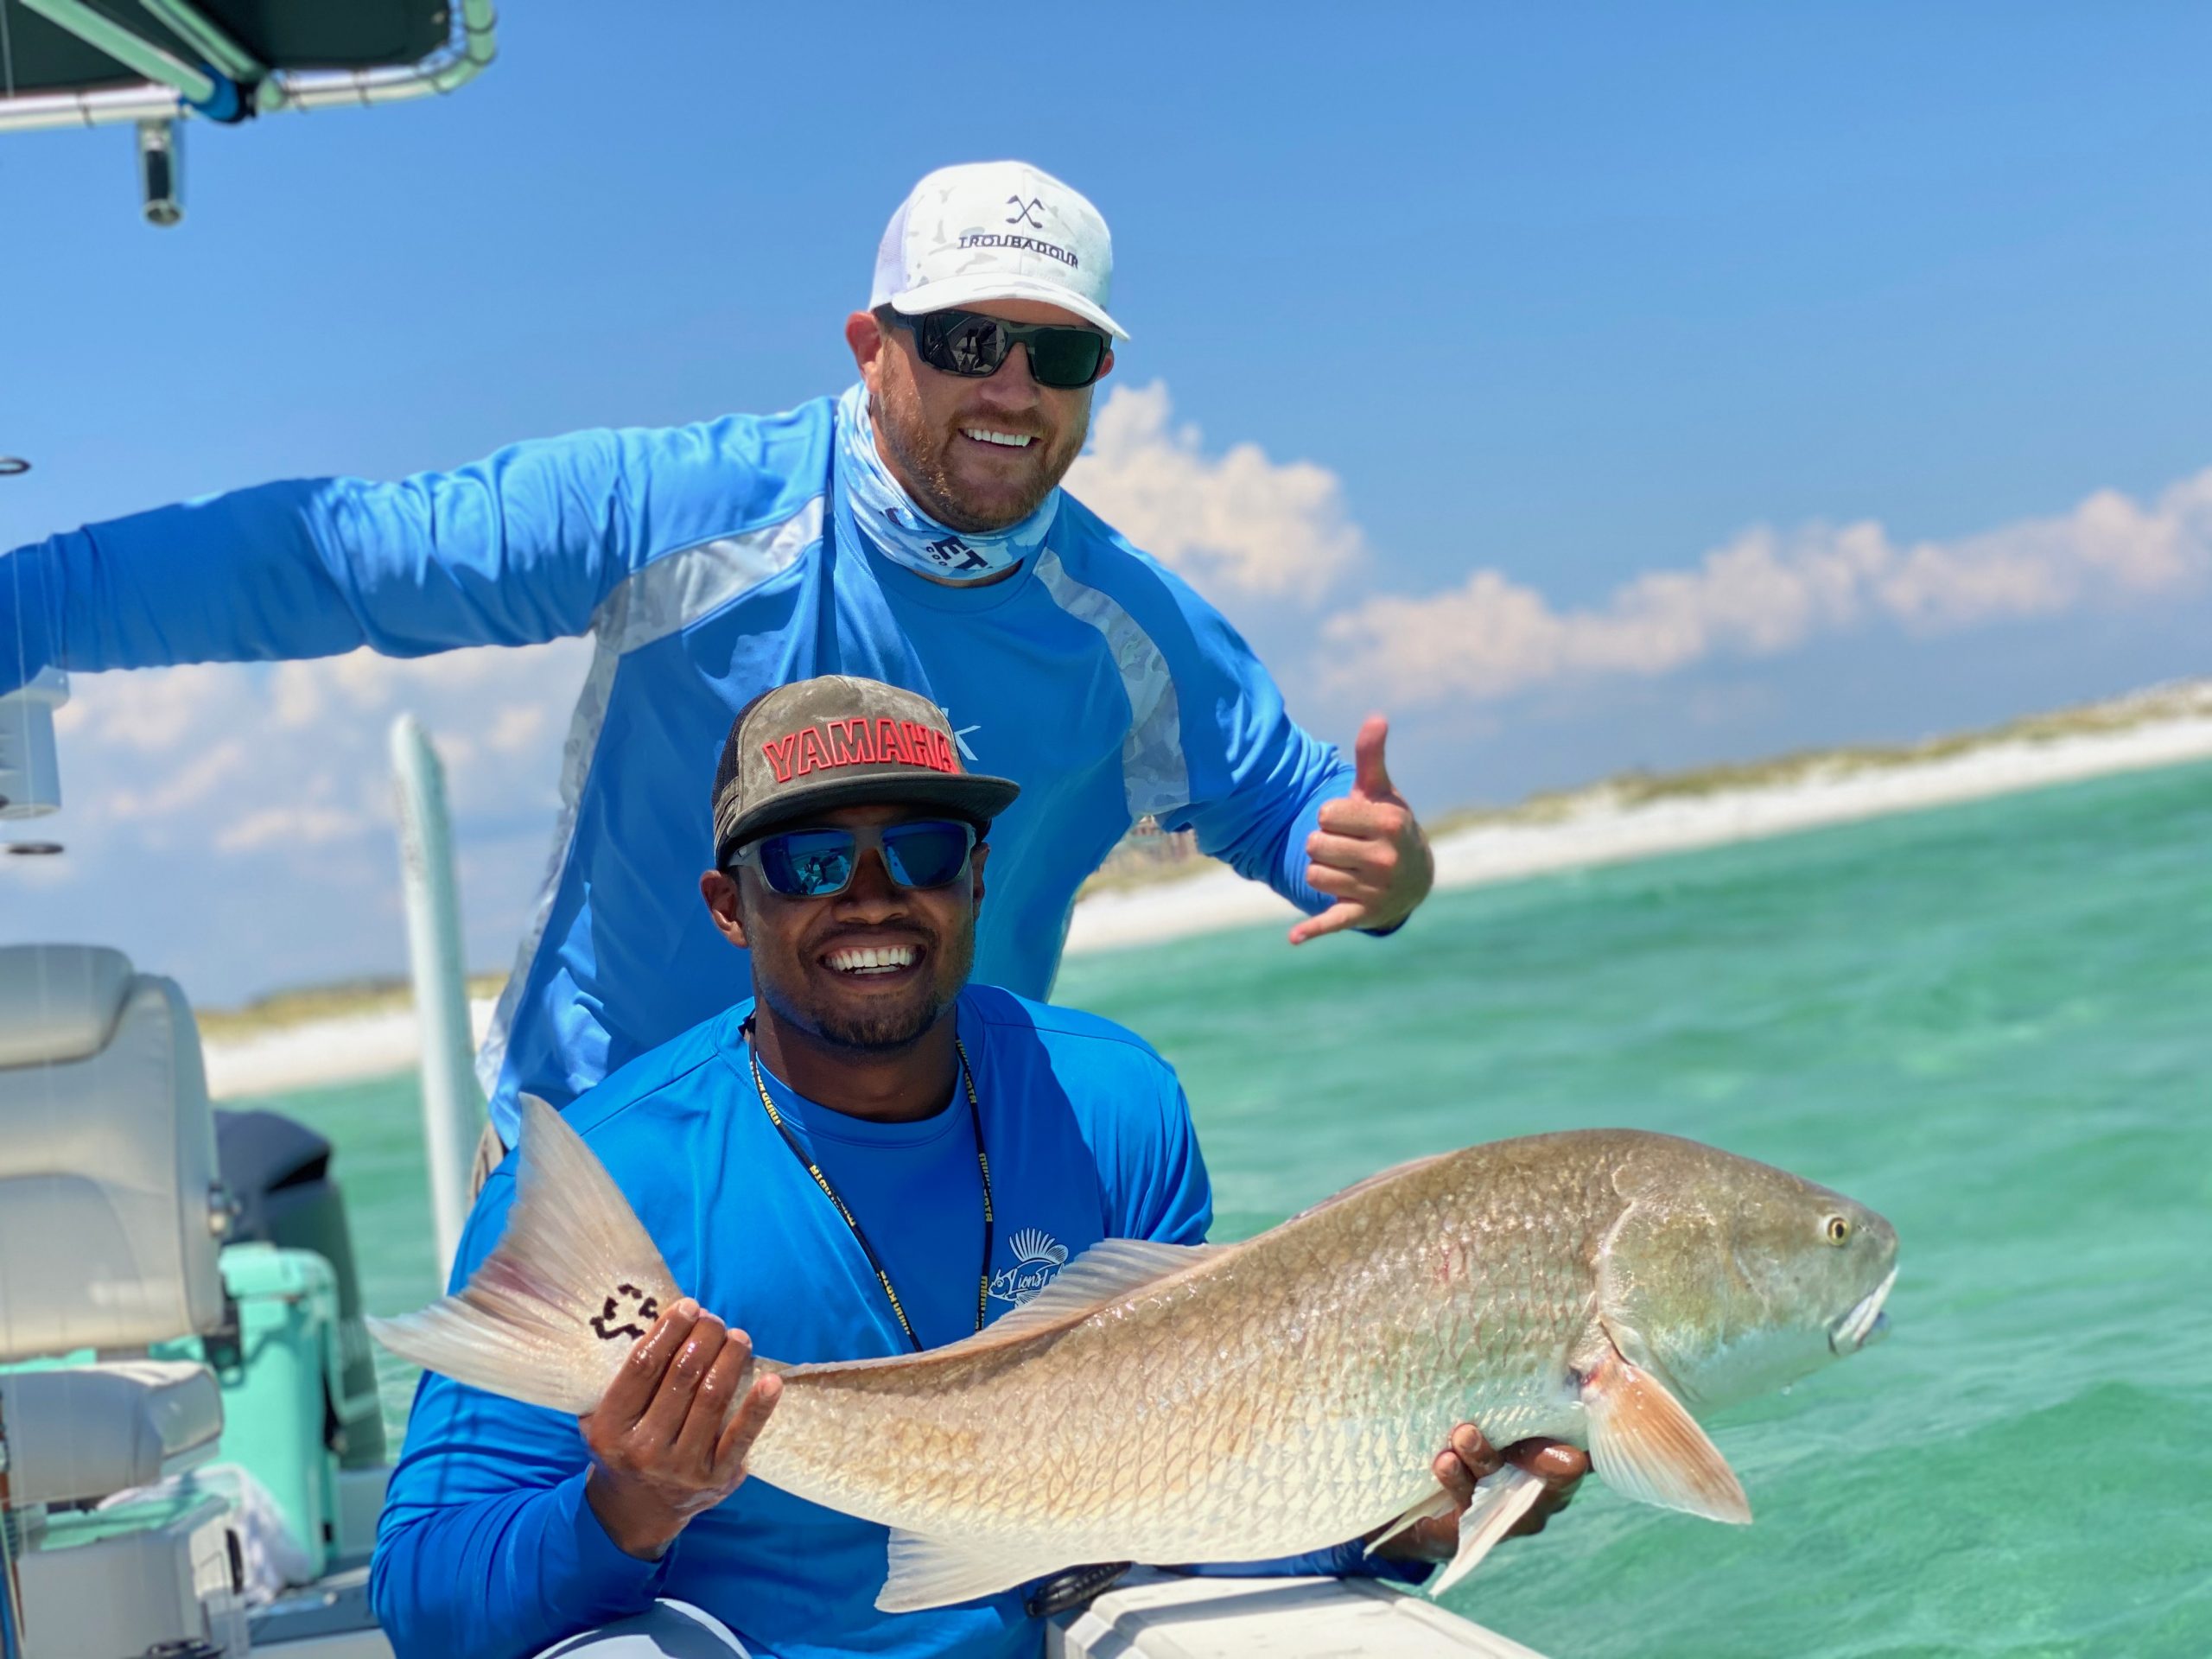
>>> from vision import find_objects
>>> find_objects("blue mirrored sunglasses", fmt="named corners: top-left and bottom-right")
top-left (727, 819), bottom-right (977, 899)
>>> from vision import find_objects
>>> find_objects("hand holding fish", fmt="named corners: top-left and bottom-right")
top-left (1293, 716), bottom-right (1435, 944)
top-left (1368, 1426), bottom-right (1589, 1563)
top-left (582, 1299), bottom-right (784, 1561)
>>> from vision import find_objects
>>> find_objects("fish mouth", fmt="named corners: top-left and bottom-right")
top-left (1829, 1267), bottom-right (1897, 1354)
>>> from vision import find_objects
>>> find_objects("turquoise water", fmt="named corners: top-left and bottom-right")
top-left (257, 760), bottom-right (2212, 1657)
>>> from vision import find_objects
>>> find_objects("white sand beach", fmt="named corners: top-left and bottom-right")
top-left (202, 997), bottom-right (502, 1101)
top-left (200, 683), bottom-right (2212, 1100)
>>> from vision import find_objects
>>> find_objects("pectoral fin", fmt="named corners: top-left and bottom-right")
top-left (877, 1528), bottom-right (1075, 1614)
top-left (1580, 1350), bottom-right (1751, 1524)
top-left (1365, 1486), bottom-right (1458, 1556)
top-left (1430, 1465), bottom-right (1548, 1599)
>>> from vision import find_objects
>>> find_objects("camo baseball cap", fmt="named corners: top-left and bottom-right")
top-left (711, 676), bottom-right (1020, 867)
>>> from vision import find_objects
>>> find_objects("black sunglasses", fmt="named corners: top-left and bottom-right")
top-left (887, 308), bottom-right (1112, 390)
top-left (726, 819), bottom-right (977, 899)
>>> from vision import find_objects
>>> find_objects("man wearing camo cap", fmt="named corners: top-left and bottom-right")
top-left (375, 677), bottom-right (1573, 1659)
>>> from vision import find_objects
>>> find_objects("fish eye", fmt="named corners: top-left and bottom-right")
top-left (1824, 1215), bottom-right (1852, 1246)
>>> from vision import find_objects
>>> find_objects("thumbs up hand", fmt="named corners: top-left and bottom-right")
top-left (1288, 715), bottom-right (1435, 945)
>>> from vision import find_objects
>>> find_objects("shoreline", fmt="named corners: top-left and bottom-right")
top-left (203, 998), bottom-right (501, 1101)
top-left (1063, 696), bottom-right (2212, 954)
top-left (200, 688), bottom-right (2212, 1100)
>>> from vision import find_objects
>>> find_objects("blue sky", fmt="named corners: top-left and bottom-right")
top-left (3, 3), bottom-right (2208, 1002)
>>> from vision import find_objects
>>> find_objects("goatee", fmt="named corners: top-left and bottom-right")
top-left (871, 389), bottom-right (1082, 535)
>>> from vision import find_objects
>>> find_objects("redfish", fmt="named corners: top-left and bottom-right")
top-left (372, 1099), bottom-right (1897, 1611)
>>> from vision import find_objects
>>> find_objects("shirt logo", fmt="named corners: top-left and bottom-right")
top-left (924, 533), bottom-right (991, 572)
top-left (990, 1227), bottom-right (1070, 1307)
top-left (938, 704), bottom-right (980, 763)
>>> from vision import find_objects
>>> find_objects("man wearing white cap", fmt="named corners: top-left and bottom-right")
top-left (0, 161), bottom-right (1436, 1153)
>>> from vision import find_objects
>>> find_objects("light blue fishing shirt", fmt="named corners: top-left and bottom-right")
top-left (371, 987), bottom-right (1423, 1659)
top-left (0, 396), bottom-right (1356, 1143)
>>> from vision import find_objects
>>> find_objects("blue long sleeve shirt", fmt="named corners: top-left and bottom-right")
top-left (371, 988), bottom-right (1418, 1659)
top-left (0, 399), bottom-right (1355, 1142)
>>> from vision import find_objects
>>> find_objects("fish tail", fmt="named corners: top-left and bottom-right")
top-left (367, 1094), bottom-right (689, 1416)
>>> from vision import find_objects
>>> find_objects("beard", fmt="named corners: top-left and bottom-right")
top-left (871, 383), bottom-right (1087, 535)
top-left (757, 924), bottom-right (975, 1057)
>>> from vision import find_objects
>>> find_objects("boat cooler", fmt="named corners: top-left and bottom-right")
top-left (158, 1243), bottom-right (346, 1580)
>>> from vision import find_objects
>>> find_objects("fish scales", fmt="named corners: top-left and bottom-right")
top-left (739, 1139), bottom-right (1623, 1562)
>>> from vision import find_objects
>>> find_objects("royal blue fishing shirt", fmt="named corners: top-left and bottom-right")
top-left (372, 987), bottom-right (1422, 1659)
top-left (0, 399), bottom-right (1357, 1143)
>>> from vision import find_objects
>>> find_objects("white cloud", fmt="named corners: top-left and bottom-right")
top-left (44, 639), bottom-right (591, 863)
top-left (54, 660), bottom-right (238, 752)
top-left (218, 800), bottom-right (375, 854)
top-left (485, 702), bottom-right (549, 755)
top-left (105, 739), bottom-right (251, 822)
top-left (1064, 382), bottom-right (1364, 600)
top-left (1325, 467), bottom-right (2212, 703)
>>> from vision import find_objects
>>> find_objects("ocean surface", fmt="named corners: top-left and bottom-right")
top-left (257, 759), bottom-right (2212, 1658)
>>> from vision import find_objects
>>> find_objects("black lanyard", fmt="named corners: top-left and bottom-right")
top-left (743, 1020), bottom-right (995, 1351)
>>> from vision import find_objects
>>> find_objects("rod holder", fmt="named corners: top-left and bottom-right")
top-left (0, 672), bottom-right (67, 821)
top-left (137, 119), bottom-right (183, 226)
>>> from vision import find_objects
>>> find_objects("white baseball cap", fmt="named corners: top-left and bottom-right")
top-left (870, 160), bottom-right (1129, 341)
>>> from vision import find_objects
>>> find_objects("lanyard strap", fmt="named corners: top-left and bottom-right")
top-left (744, 1022), bottom-right (994, 1351)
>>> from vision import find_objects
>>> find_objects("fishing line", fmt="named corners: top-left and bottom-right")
top-left (0, 391), bottom-right (38, 1659)
top-left (0, 442), bottom-right (18, 1659)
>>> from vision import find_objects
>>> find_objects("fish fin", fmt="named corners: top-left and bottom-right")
top-left (875, 1529), bottom-right (1072, 1613)
top-left (366, 1094), bottom-right (687, 1415)
top-left (1430, 1466), bottom-right (1548, 1599)
top-left (1285, 1150), bottom-right (1453, 1224)
top-left (983, 1238), bottom-right (1217, 1335)
top-left (804, 1238), bottom-right (1222, 1375)
top-left (1580, 1350), bottom-right (1751, 1524)
top-left (1364, 1487), bottom-right (1458, 1556)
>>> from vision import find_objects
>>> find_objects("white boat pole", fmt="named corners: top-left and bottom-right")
top-left (391, 714), bottom-right (486, 1281)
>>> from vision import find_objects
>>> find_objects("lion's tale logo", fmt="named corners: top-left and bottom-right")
top-left (590, 1282), bottom-right (659, 1343)
top-left (989, 1228), bottom-right (1070, 1307)
top-left (760, 719), bottom-right (960, 784)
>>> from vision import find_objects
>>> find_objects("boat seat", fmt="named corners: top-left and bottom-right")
top-left (0, 1359), bottom-right (223, 1506)
top-left (0, 945), bottom-right (248, 1657)
top-left (0, 944), bottom-right (227, 1362)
